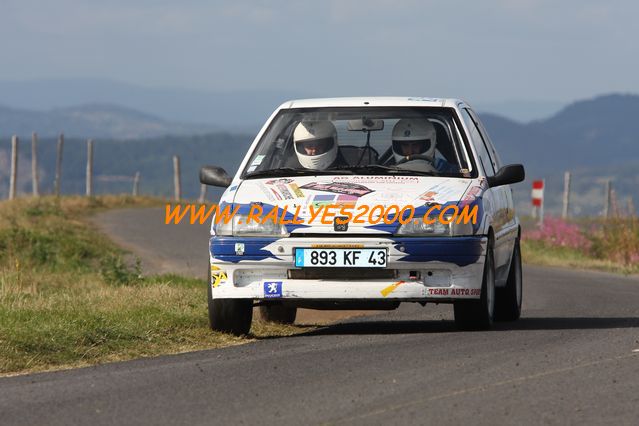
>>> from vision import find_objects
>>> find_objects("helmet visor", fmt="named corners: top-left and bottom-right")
top-left (392, 139), bottom-right (431, 156)
top-left (295, 137), bottom-right (335, 156)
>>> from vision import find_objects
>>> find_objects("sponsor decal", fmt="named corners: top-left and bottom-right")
top-left (407, 97), bottom-right (438, 102)
top-left (251, 155), bottom-right (266, 166)
top-left (276, 183), bottom-right (294, 199)
top-left (460, 185), bottom-right (482, 207)
top-left (418, 182), bottom-right (467, 205)
top-left (264, 281), bottom-right (283, 298)
top-left (419, 191), bottom-right (438, 202)
top-left (300, 181), bottom-right (374, 197)
top-left (257, 183), bottom-right (277, 202)
top-left (210, 265), bottom-right (227, 288)
top-left (332, 175), bottom-right (419, 183)
top-left (426, 288), bottom-right (480, 296)
top-left (380, 281), bottom-right (406, 297)
top-left (264, 179), bottom-right (294, 199)
top-left (289, 183), bottom-right (305, 198)
top-left (269, 188), bottom-right (282, 200)
top-left (335, 194), bottom-right (358, 207)
top-left (310, 243), bottom-right (364, 248)
top-left (265, 178), bottom-right (294, 185)
top-left (311, 194), bottom-right (336, 207)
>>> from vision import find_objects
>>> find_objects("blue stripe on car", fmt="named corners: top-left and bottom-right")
top-left (391, 236), bottom-right (484, 267)
top-left (210, 237), bottom-right (281, 263)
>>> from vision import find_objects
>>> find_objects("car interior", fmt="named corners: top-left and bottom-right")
top-left (248, 110), bottom-right (471, 177)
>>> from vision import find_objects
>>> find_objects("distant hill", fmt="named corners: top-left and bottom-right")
top-left (0, 103), bottom-right (215, 139)
top-left (476, 99), bottom-right (565, 122)
top-left (482, 93), bottom-right (639, 172)
top-left (0, 78), bottom-right (312, 131)
top-left (480, 93), bottom-right (639, 216)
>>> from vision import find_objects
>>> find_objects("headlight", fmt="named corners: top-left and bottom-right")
top-left (396, 219), bottom-right (450, 236)
top-left (213, 220), bottom-right (233, 236)
top-left (396, 215), bottom-right (474, 236)
top-left (213, 215), bottom-right (289, 237)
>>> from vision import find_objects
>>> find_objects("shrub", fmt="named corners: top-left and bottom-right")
top-left (590, 217), bottom-right (639, 266)
top-left (525, 216), bottom-right (592, 251)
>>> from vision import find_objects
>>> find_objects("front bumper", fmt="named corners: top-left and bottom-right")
top-left (209, 236), bottom-right (487, 302)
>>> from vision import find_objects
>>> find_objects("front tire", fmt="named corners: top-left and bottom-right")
top-left (494, 238), bottom-right (523, 321)
top-left (454, 248), bottom-right (495, 330)
top-left (207, 269), bottom-right (253, 336)
top-left (260, 305), bottom-right (297, 324)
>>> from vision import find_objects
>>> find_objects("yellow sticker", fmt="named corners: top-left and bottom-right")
top-left (289, 183), bottom-right (304, 198)
top-left (211, 271), bottom-right (227, 288)
top-left (380, 281), bottom-right (405, 297)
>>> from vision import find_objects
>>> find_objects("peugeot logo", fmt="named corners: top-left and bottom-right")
top-left (334, 216), bottom-right (349, 232)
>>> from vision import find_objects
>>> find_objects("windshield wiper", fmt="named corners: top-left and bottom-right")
top-left (331, 165), bottom-right (436, 176)
top-left (245, 168), bottom-right (353, 179)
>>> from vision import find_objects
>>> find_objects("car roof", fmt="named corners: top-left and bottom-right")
top-left (279, 97), bottom-right (466, 109)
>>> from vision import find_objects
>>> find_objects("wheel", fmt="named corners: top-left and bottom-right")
top-left (454, 248), bottom-right (495, 330)
top-left (207, 269), bottom-right (253, 336)
top-left (494, 238), bottom-right (523, 321)
top-left (259, 305), bottom-right (297, 324)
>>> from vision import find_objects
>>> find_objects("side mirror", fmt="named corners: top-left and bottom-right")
top-left (200, 165), bottom-right (232, 188)
top-left (487, 164), bottom-right (525, 188)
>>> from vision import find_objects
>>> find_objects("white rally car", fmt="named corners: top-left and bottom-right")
top-left (200, 97), bottom-right (525, 335)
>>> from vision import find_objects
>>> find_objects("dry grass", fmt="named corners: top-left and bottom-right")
top-left (0, 196), bottom-right (312, 376)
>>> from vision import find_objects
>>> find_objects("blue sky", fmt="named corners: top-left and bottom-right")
top-left (1, 0), bottom-right (637, 106)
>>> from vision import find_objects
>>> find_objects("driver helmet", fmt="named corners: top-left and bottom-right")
top-left (294, 120), bottom-right (338, 170)
top-left (392, 118), bottom-right (437, 163)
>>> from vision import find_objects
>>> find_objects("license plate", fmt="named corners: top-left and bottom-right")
top-left (294, 248), bottom-right (387, 268)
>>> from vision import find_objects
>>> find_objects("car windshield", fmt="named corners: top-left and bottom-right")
top-left (241, 107), bottom-right (475, 179)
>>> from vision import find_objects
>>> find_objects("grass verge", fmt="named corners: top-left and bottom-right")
top-left (521, 239), bottom-right (639, 275)
top-left (0, 196), bottom-right (311, 376)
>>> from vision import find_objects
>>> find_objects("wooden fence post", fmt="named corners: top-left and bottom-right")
top-left (611, 188), bottom-right (619, 218)
top-left (54, 133), bottom-right (64, 196)
top-left (604, 180), bottom-right (611, 219)
top-left (198, 183), bottom-right (207, 204)
top-left (9, 135), bottom-right (18, 200)
top-left (86, 139), bottom-right (94, 196)
top-left (132, 171), bottom-right (140, 196)
top-left (173, 155), bottom-right (181, 202)
top-left (31, 132), bottom-right (39, 196)
top-left (562, 171), bottom-right (571, 219)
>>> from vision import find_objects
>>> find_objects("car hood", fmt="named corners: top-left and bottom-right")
top-left (229, 175), bottom-right (477, 234)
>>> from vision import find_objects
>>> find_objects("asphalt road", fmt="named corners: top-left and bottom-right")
top-left (1, 208), bottom-right (638, 425)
